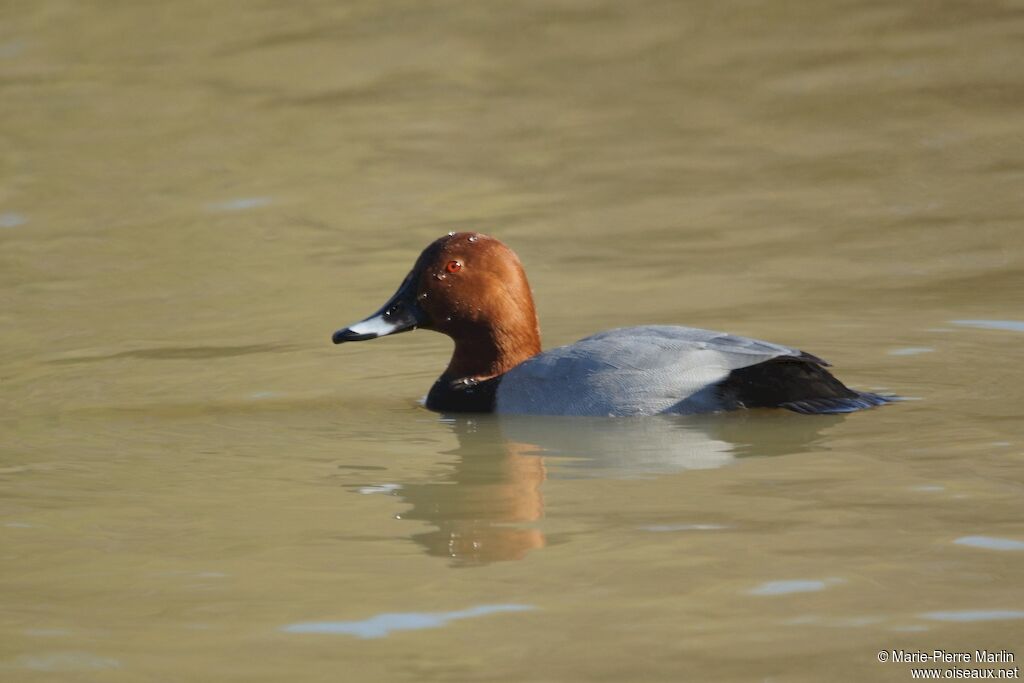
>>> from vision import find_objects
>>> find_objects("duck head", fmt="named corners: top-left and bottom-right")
top-left (333, 232), bottom-right (541, 380)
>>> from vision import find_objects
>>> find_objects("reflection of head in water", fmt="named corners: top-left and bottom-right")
top-left (399, 417), bottom-right (547, 567)
top-left (396, 412), bottom-right (842, 566)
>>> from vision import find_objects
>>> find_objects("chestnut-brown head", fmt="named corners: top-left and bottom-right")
top-left (333, 232), bottom-right (541, 380)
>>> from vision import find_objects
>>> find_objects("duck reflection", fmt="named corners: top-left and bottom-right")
top-left (392, 412), bottom-right (839, 566)
top-left (399, 419), bottom-right (547, 566)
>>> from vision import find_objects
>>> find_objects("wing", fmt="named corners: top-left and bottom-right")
top-left (495, 325), bottom-right (807, 416)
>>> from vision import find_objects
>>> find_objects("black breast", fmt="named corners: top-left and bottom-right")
top-left (425, 375), bottom-right (501, 413)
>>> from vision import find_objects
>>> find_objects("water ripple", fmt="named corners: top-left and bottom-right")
top-left (951, 320), bottom-right (1024, 333)
top-left (641, 524), bottom-right (728, 532)
top-left (920, 610), bottom-right (1024, 622)
top-left (954, 536), bottom-right (1024, 551)
top-left (887, 347), bottom-right (935, 356)
top-left (206, 197), bottom-right (272, 212)
top-left (0, 212), bottom-right (27, 228)
top-left (748, 579), bottom-right (843, 596)
top-left (12, 651), bottom-right (120, 671)
top-left (282, 604), bottom-right (535, 638)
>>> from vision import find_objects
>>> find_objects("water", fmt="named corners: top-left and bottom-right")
top-left (282, 604), bottom-right (537, 639)
top-left (2, 1), bottom-right (1022, 681)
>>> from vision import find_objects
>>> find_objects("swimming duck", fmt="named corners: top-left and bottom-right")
top-left (333, 232), bottom-right (890, 416)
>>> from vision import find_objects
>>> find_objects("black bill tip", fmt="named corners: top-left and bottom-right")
top-left (332, 328), bottom-right (378, 344)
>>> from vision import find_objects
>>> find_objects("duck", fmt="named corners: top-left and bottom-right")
top-left (332, 232), bottom-right (891, 416)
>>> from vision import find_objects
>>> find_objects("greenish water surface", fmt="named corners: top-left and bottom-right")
top-left (1, 2), bottom-right (1022, 681)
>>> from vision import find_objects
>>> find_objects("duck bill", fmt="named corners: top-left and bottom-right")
top-left (332, 273), bottom-right (429, 344)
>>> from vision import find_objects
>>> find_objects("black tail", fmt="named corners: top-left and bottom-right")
top-left (779, 391), bottom-right (893, 415)
top-left (717, 355), bottom-right (894, 415)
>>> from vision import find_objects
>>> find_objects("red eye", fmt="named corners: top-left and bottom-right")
top-left (445, 260), bottom-right (462, 273)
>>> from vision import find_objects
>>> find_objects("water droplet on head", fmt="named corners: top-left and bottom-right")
top-left (417, 292), bottom-right (428, 301)
top-left (467, 235), bottom-right (478, 243)
top-left (447, 231), bottom-right (455, 236)
top-left (433, 273), bottom-right (446, 281)
top-left (444, 316), bottom-right (452, 322)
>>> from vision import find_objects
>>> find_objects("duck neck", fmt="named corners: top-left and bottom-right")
top-left (443, 322), bottom-right (541, 382)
